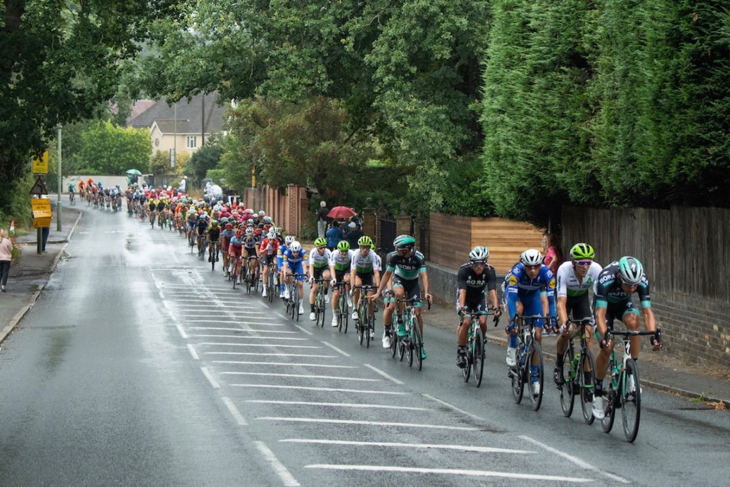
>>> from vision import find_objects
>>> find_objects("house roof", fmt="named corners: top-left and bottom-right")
top-left (127, 92), bottom-right (226, 134)
top-left (127, 100), bottom-right (157, 123)
top-left (152, 119), bottom-right (209, 135)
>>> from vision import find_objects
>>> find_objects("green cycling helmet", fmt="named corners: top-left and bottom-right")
top-left (358, 236), bottom-right (373, 247)
top-left (337, 240), bottom-right (350, 251)
top-left (393, 234), bottom-right (415, 249)
top-left (314, 237), bottom-right (326, 248)
top-left (570, 243), bottom-right (595, 260)
top-left (618, 256), bottom-right (643, 285)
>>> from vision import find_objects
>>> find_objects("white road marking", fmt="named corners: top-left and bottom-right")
top-left (199, 343), bottom-right (322, 349)
top-left (423, 394), bottom-right (484, 422)
top-left (221, 372), bottom-right (379, 381)
top-left (213, 361), bottom-right (356, 369)
top-left (254, 441), bottom-right (300, 487)
top-left (520, 436), bottom-right (630, 484)
top-left (276, 312), bottom-right (290, 320)
top-left (304, 465), bottom-right (591, 482)
top-left (281, 439), bottom-right (534, 454)
top-left (189, 335), bottom-right (308, 341)
top-left (231, 385), bottom-right (407, 395)
top-left (205, 352), bottom-right (336, 358)
top-left (175, 324), bottom-right (188, 339)
top-left (252, 401), bottom-right (432, 411)
top-left (187, 344), bottom-right (200, 360)
top-left (322, 341), bottom-right (351, 357)
top-left (178, 312), bottom-right (269, 317)
top-left (176, 304), bottom-right (258, 309)
top-left (188, 327), bottom-right (297, 334)
top-left (201, 367), bottom-right (220, 389)
top-left (364, 364), bottom-right (403, 385)
top-left (222, 397), bottom-right (248, 425)
top-left (293, 325), bottom-right (313, 336)
top-left (258, 417), bottom-right (479, 431)
top-left (186, 320), bottom-right (283, 326)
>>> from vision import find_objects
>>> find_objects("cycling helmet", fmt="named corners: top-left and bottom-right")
top-left (198, 211), bottom-right (205, 216)
top-left (520, 248), bottom-right (543, 266)
top-left (358, 236), bottom-right (373, 247)
top-left (469, 245), bottom-right (489, 262)
top-left (314, 237), bottom-right (326, 248)
top-left (618, 256), bottom-right (643, 285)
top-left (211, 220), bottom-right (219, 227)
top-left (245, 227), bottom-right (254, 236)
top-left (263, 216), bottom-right (272, 224)
top-left (235, 229), bottom-right (243, 237)
top-left (290, 241), bottom-right (302, 253)
top-left (220, 217), bottom-right (229, 224)
top-left (393, 234), bottom-right (415, 249)
top-left (285, 235), bottom-right (295, 245)
top-left (268, 229), bottom-right (276, 239)
top-left (570, 243), bottom-right (595, 260)
top-left (247, 219), bottom-right (254, 226)
top-left (225, 223), bottom-right (233, 230)
top-left (337, 240), bottom-right (350, 252)
top-left (258, 210), bottom-right (265, 217)
top-left (254, 228), bottom-right (262, 236)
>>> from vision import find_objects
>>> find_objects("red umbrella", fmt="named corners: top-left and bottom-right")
top-left (327, 206), bottom-right (357, 219)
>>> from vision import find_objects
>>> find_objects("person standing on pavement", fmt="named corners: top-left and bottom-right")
top-left (345, 222), bottom-right (362, 249)
top-left (317, 201), bottom-right (329, 239)
top-left (325, 221), bottom-right (343, 251)
top-left (0, 228), bottom-right (12, 292)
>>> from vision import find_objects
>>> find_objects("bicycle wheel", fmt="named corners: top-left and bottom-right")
top-left (211, 249), bottom-right (216, 272)
top-left (621, 358), bottom-right (641, 442)
top-left (601, 384), bottom-right (616, 434)
top-left (390, 328), bottom-right (398, 358)
top-left (527, 342), bottom-right (544, 411)
top-left (406, 323), bottom-right (414, 367)
top-left (413, 322), bottom-right (423, 371)
top-left (559, 347), bottom-right (575, 418)
top-left (463, 340), bottom-right (471, 382)
top-left (358, 305), bottom-right (365, 345)
top-left (318, 293), bottom-right (326, 328)
top-left (294, 291), bottom-right (300, 322)
top-left (474, 327), bottom-right (485, 387)
top-left (511, 344), bottom-right (525, 404)
top-left (580, 348), bottom-right (596, 425)
top-left (365, 310), bottom-right (371, 348)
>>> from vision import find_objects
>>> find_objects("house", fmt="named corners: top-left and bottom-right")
top-left (126, 92), bottom-right (227, 158)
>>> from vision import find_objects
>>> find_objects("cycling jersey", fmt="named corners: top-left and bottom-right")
top-left (309, 248), bottom-right (332, 269)
top-left (196, 220), bottom-right (209, 235)
top-left (220, 229), bottom-right (233, 252)
top-left (457, 262), bottom-right (497, 302)
top-left (242, 235), bottom-right (258, 252)
top-left (330, 249), bottom-right (354, 272)
top-left (505, 262), bottom-right (556, 327)
top-left (283, 248), bottom-right (308, 267)
top-left (594, 261), bottom-right (651, 309)
top-left (351, 249), bottom-right (381, 275)
top-left (206, 227), bottom-right (221, 241)
top-left (385, 250), bottom-right (426, 281)
top-left (556, 261), bottom-right (602, 298)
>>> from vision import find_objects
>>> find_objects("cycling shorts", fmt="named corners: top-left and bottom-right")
top-left (286, 262), bottom-right (305, 281)
top-left (512, 292), bottom-right (545, 329)
top-left (601, 298), bottom-right (639, 330)
top-left (355, 272), bottom-right (374, 287)
top-left (313, 267), bottom-right (328, 280)
top-left (229, 245), bottom-right (242, 257)
top-left (393, 276), bottom-right (422, 307)
top-left (456, 298), bottom-right (487, 316)
top-left (334, 270), bottom-right (349, 283)
top-left (565, 294), bottom-right (594, 325)
top-left (261, 254), bottom-right (276, 266)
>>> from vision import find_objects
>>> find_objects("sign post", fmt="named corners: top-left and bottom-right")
top-left (57, 125), bottom-right (62, 231)
top-left (30, 175), bottom-right (50, 255)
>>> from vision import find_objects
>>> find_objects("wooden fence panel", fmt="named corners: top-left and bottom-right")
top-left (429, 212), bottom-right (472, 268)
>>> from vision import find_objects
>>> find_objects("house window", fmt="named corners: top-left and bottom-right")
top-left (186, 136), bottom-right (197, 149)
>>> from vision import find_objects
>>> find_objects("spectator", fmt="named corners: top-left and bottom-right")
top-left (542, 231), bottom-right (563, 274)
top-left (345, 222), bottom-right (363, 249)
top-left (0, 228), bottom-right (12, 292)
top-left (179, 176), bottom-right (187, 193)
top-left (316, 201), bottom-right (329, 239)
top-left (325, 221), bottom-right (343, 251)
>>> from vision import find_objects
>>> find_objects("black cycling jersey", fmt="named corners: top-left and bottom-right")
top-left (457, 262), bottom-right (497, 302)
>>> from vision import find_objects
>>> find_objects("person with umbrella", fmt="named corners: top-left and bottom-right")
top-left (316, 201), bottom-right (329, 239)
top-left (325, 221), bottom-right (343, 251)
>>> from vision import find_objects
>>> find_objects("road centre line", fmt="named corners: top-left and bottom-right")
top-left (293, 325), bottom-right (313, 336)
top-left (254, 441), bottom-right (300, 487)
top-left (304, 465), bottom-right (591, 483)
top-left (231, 385), bottom-right (408, 395)
top-left (258, 418), bottom-right (480, 431)
top-left (187, 344), bottom-right (200, 360)
top-left (520, 436), bottom-right (630, 484)
top-left (281, 439), bottom-right (534, 454)
top-left (205, 352), bottom-right (337, 358)
top-left (222, 397), bottom-right (248, 426)
top-left (213, 361), bottom-right (356, 369)
top-left (175, 324), bottom-right (188, 339)
top-left (251, 401), bottom-right (432, 411)
top-left (322, 341), bottom-right (351, 357)
top-left (276, 312), bottom-right (290, 321)
top-left (364, 364), bottom-right (403, 385)
top-left (189, 335), bottom-right (308, 341)
top-left (423, 394), bottom-right (485, 422)
top-left (201, 367), bottom-right (220, 389)
top-left (200, 343), bottom-right (322, 349)
top-left (221, 372), bottom-right (379, 382)
top-left (188, 327), bottom-right (298, 334)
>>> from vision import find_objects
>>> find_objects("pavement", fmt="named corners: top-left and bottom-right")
top-left (2, 202), bottom-right (729, 410)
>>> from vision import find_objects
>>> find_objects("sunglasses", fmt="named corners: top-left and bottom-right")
top-left (471, 261), bottom-right (486, 266)
top-left (524, 264), bottom-right (540, 270)
top-left (575, 260), bottom-right (592, 267)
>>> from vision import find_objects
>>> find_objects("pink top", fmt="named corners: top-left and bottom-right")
top-left (0, 238), bottom-right (12, 261)
top-left (543, 246), bottom-right (562, 273)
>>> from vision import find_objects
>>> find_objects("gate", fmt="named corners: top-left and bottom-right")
top-left (379, 218), bottom-right (397, 256)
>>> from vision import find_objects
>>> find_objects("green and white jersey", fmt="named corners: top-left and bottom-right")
top-left (329, 249), bottom-right (354, 272)
top-left (556, 260), bottom-right (603, 298)
top-left (351, 249), bottom-right (381, 274)
top-left (309, 247), bottom-right (332, 269)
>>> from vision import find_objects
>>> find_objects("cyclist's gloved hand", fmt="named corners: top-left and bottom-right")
top-left (308, 276), bottom-right (315, 284)
top-left (330, 279), bottom-right (337, 287)
top-left (651, 330), bottom-right (663, 351)
top-left (599, 333), bottom-right (610, 350)
top-left (458, 306), bottom-right (467, 317)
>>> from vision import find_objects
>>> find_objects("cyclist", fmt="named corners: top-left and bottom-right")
top-left (308, 237), bottom-right (332, 320)
top-left (220, 222), bottom-right (233, 274)
top-left (371, 235), bottom-right (432, 359)
top-left (277, 235), bottom-right (295, 298)
top-left (282, 241), bottom-right (308, 316)
top-left (242, 227), bottom-right (260, 283)
top-left (196, 213), bottom-right (209, 253)
top-left (329, 240), bottom-right (354, 327)
top-left (456, 246), bottom-right (502, 368)
top-left (259, 229), bottom-right (279, 297)
top-left (504, 248), bottom-right (556, 397)
top-left (148, 197), bottom-right (158, 224)
top-left (592, 256), bottom-right (662, 420)
top-left (68, 183), bottom-right (75, 203)
top-left (206, 220), bottom-right (221, 263)
top-left (228, 228), bottom-right (245, 279)
top-left (553, 243), bottom-right (603, 385)
top-left (350, 236), bottom-right (381, 334)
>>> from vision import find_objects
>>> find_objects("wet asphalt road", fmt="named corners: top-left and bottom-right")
top-left (0, 205), bottom-right (728, 486)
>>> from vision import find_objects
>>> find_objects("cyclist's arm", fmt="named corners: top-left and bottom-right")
top-left (557, 296), bottom-right (569, 328)
top-left (419, 267), bottom-right (431, 301)
top-left (373, 269), bottom-right (392, 298)
top-left (457, 288), bottom-right (467, 310)
top-left (641, 307), bottom-right (657, 333)
top-left (487, 289), bottom-right (500, 311)
top-left (540, 293), bottom-right (549, 318)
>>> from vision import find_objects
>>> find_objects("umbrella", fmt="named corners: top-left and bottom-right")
top-left (327, 206), bottom-right (357, 219)
top-left (126, 169), bottom-right (142, 175)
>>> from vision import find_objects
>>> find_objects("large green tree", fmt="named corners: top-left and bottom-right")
top-left (78, 121), bottom-right (151, 174)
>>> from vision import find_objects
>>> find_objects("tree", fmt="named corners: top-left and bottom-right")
top-left (185, 136), bottom-right (223, 184)
top-left (78, 121), bottom-right (151, 174)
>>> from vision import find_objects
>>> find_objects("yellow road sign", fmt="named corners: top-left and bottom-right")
top-left (31, 199), bottom-right (51, 212)
top-left (32, 151), bottom-right (49, 174)
top-left (33, 217), bottom-right (52, 228)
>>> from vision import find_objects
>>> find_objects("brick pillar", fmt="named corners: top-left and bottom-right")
top-left (396, 213), bottom-right (411, 239)
top-left (362, 205), bottom-right (376, 241)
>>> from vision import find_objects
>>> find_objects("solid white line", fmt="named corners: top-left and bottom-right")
top-left (187, 344), bottom-right (200, 360)
top-left (322, 341), bottom-right (351, 357)
top-left (213, 361), bottom-right (356, 369)
top-left (293, 325), bottom-right (313, 336)
top-left (364, 364), bottom-right (403, 385)
top-left (222, 397), bottom-right (248, 426)
top-left (201, 367), bottom-right (220, 389)
top-left (186, 320), bottom-right (283, 326)
top-left (205, 352), bottom-right (336, 358)
top-left (257, 417), bottom-right (479, 431)
top-left (281, 439), bottom-right (534, 454)
top-left (520, 436), bottom-right (630, 484)
top-left (250, 401), bottom-right (432, 411)
top-left (231, 385), bottom-right (407, 395)
top-left (176, 304), bottom-right (258, 309)
top-left (175, 324), bottom-right (188, 339)
top-left (254, 441), bottom-right (300, 487)
top-left (423, 394), bottom-right (484, 422)
top-left (304, 465), bottom-right (591, 482)
top-left (221, 372), bottom-right (379, 381)
top-left (180, 313), bottom-right (269, 317)
top-left (199, 343), bottom-right (322, 349)
top-left (189, 327), bottom-right (297, 334)
top-left (190, 335), bottom-right (307, 341)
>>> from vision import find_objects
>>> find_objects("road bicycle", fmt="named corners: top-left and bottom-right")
top-left (208, 240), bottom-right (221, 271)
top-left (460, 309), bottom-right (500, 387)
top-left (230, 255), bottom-right (242, 289)
top-left (244, 256), bottom-right (259, 294)
top-left (508, 315), bottom-right (553, 411)
top-left (285, 273), bottom-right (305, 321)
top-left (265, 263), bottom-right (278, 303)
top-left (558, 318), bottom-right (597, 424)
top-left (311, 278), bottom-right (328, 328)
top-left (332, 282), bottom-right (349, 334)
top-left (69, 191), bottom-right (75, 206)
top-left (149, 210), bottom-right (156, 228)
top-left (197, 234), bottom-right (206, 260)
top-left (600, 328), bottom-right (661, 443)
top-left (354, 285), bottom-right (378, 347)
top-left (393, 296), bottom-right (430, 371)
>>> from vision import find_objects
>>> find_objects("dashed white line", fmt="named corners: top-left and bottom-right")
top-left (251, 401), bottom-right (432, 411)
top-left (231, 384), bottom-right (407, 395)
top-left (221, 372), bottom-right (379, 381)
top-left (190, 335), bottom-right (308, 341)
top-left (222, 397), bottom-right (248, 426)
top-left (254, 441), bottom-right (300, 487)
top-left (205, 352), bottom-right (336, 358)
top-left (175, 324), bottom-right (188, 339)
top-left (258, 417), bottom-right (480, 431)
top-left (188, 327), bottom-right (297, 334)
top-left (293, 325), bottom-right (313, 336)
top-left (364, 364), bottom-right (403, 385)
top-left (281, 439), bottom-right (534, 454)
top-left (423, 393), bottom-right (484, 421)
top-left (187, 344), bottom-right (200, 360)
top-left (322, 341), bottom-right (351, 357)
top-left (199, 343), bottom-right (322, 349)
top-left (213, 361), bottom-right (356, 369)
top-left (304, 465), bottom-right (591, 482)
top-left (200, 367), bottom-right (220, 389)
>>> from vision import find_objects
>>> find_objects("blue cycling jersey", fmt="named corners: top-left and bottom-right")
top-left (505, 263), bottom-right (556, 320)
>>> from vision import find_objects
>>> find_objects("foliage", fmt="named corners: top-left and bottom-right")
top-left (205, 169), bottom-right (226, 186)
top-left (78, 121), bottom-right (151, 175)
top-left (150, 150), bottom-right (187, 177)
top-left (0, 170), bottom-right (35, 229)
top-left (185, 135), bottom-right (223, 184)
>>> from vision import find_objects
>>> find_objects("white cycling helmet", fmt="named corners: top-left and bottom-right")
top-left (285, 235), bottom-right (295, 245)
top-left (469, 246), bottom-right (489, 262)
top-left (245, 227), bottom-right (254, 236)
top-left (290, 241), bottom-right (302, 253)
top-left (267, 229), bottom-right (276, 240)
top-left (520, 248), bottom-right (543, 266)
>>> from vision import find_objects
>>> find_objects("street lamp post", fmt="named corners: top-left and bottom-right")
top-left (57, 124), bottom-right (62, 231)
